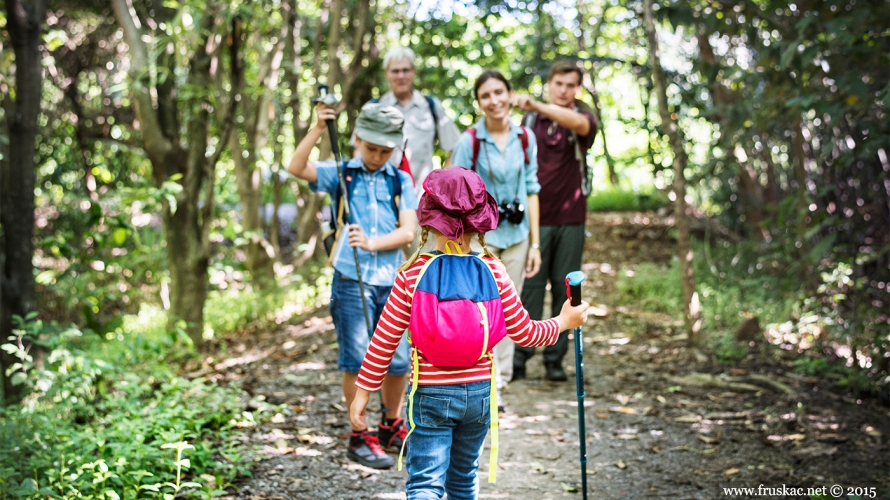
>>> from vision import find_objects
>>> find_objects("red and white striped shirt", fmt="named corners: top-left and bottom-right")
top-left (356, 254), bottom-right (562, 392)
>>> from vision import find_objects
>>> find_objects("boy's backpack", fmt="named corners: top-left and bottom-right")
top-left (398, 245), bottom-right (506, 483)
top-left (320, 163), bottom-right (402, 262)
top-left (523, 99), bottom-right (595, 196)
top-left (465, 126), bottom-right (530, 171)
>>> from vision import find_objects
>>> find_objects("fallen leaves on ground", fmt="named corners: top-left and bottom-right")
top-left (674, 414), bottom-right (701, 423)
top-left (698, 434), bottom-right (722, 444)
top-left (609, 406), bottom-right (639, 414)
top-left (791, 444), bottom-right (838, 457)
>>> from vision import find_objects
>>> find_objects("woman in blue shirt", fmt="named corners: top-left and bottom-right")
top-left (451, 70), bottom-right (541, 401)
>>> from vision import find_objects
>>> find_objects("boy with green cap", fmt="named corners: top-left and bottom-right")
top-left (288, 103), bottom-right (418, 469)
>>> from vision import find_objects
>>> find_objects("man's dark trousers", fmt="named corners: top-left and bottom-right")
top-left (515, 224), bottom-right (585, 368)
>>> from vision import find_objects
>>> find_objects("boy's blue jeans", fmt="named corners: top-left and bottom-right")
top-left (406, 381), bottom-right (491, 500)
top-left (330, 271), bottom-right (410, 374)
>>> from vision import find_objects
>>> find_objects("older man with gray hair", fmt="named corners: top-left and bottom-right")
top-left (366, 46), bottom-right (461, 193)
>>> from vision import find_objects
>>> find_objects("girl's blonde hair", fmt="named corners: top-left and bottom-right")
top-left (399, 227), bottom-right (497, 272)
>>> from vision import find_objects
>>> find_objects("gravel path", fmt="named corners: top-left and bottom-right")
top-left (215, 213), bottom-right (889, 499)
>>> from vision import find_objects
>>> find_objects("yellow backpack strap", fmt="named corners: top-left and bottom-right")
top-left (444, 240), bottom-right (464, 255)
top-left (477, 303), bottom-right (490, 360)
top-left (399, 346), bottom-right (421, 471)
top-left (488, 352), bottom-right (499, 483)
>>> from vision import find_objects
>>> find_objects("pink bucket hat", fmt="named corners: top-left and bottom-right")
top-left (417, 168), bottom-right (499, 241)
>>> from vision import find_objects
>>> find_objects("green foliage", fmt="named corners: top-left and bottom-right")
top-left (708, 333), bottom-right (749, 365)
top-left (617, 238), bottom-right (803, 331)
top-left (792, 355), bottom-right (834, 376)
top-left (587, 187), bottom-right (670, 213)
top-left (0, 319), bottom-right (263, 499)
top-left (695, 239), bottom-right (802, 332)
top-left (615, 262), bottom-right (683, 314)
top-left (203, 271), bottom-right (332, 340)
top-left (616, 235), bottom-right (887, 395)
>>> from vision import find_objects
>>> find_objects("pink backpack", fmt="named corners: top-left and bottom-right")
top-left (408, 251), bottom-right (507, 367)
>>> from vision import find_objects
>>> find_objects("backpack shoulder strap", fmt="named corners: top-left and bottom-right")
top-left (519, 126), bottom-right (530, 166)
top-left (413, 253), bottom-right (442, 290)
top-left (477, 254), bottom-right (501, 285)
top-left (522, 111), bottom-right (537, 129)
top-left (332, 162), bottom-right (356, 231)
top-left (387, 168), bottom-right (403, 227)
top-left (424, 95), bottom-right (438, 140)
top-left (467, 128), bottom-right (480, 171)
top-left (327, 161), bottom-right (355, 267)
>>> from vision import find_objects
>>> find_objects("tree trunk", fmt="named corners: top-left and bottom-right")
top-left (1, 0), bottom-right (47, 406)
top-left (230, 135), bottom-right (275, 285)
top-left (732, 145), bottom-right (768, 236)
top-left (285, 0), bottom-right (325, 261)
top-left (316, 0), bottom-right (344, 160)
top-left (643, 0), bottom-right (701, 346)
top-left (792, 115), bottom-right (817, 291)
top-left (583, 78), bottom-right (618, 186)
top-left (225, 17), bottom-right (284, 286)
top-left (270, 114), bottom-right (285, 259)
top-left (760, 132), bottom-right (782, 206)
top-left (575, 2), bottom-right (617, 186)
top-left (63, 71), bottom-right (98, 200)
top-left (639, 76), bottom-right (659, 174)
top-left (164, 200), bottom-right (208, 344)
top-left (112, 0), bottom-right (222, 346)
top-left (339, 0), bottom-right (374, 116)
top-left (696, 31), bottom-right (767, 235)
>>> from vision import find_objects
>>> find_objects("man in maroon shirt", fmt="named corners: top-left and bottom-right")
top-left (511, 61), bottom-right (598, 381)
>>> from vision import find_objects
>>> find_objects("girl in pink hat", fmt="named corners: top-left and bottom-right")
top-left (349, 167), bottom-right (588, 500)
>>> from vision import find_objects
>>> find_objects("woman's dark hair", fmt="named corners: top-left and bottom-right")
top-left (473, 70), bottom-right (511, 100)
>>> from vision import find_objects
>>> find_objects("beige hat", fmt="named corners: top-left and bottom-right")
top-left (354, 103), bottom-right (404, 148)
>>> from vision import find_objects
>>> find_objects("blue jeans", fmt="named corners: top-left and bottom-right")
top-left (330, 271), bottom-right (410, 374)
top-left (406, 381), bottom-right (491, 500)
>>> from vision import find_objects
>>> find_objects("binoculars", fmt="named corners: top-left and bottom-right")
top-left (498, 198), bottom-right (525, 225)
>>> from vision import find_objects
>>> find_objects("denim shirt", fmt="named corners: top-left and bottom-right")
top-left (451, 118), bottom-right (540, 249)
top-left (310, 157), bottom-right (418, 286)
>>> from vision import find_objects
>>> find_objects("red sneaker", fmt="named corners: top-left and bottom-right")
top-left (377, 418), bottom-right (408, 452)
top-left (347, 430), bottom-right (394, 469)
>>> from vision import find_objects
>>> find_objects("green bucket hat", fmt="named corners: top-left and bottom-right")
top-left (354, 103), bottom-right (404, 148)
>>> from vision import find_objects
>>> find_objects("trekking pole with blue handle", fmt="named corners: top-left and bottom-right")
top-left (565, 271), bottom-right (588, 500)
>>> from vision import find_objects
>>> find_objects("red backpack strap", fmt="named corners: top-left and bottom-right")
top-left (399, 151), bottom-right (415, 186)
top-left (467, 128), bottom-right (480, 171)
top-left (519, 126), bottom-right (530, 165)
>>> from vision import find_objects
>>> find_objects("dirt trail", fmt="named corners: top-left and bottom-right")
top-left (216, 213), bottom-right (889, 500)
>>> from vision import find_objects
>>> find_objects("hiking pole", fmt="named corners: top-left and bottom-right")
top-left (565, 271), bottom-right (588, 500)
top-left (314, 84), bottom-right (373, 337)
top-left (314, 85), bottom-right (388, 419)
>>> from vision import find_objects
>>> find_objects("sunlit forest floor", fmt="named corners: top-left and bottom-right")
top-left (205, 213), bottom-right (889, 500)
